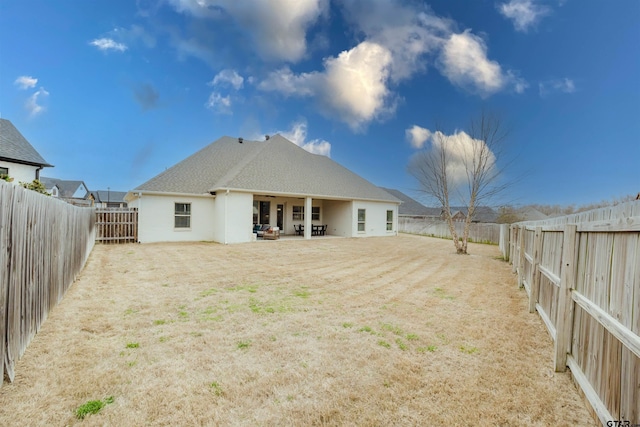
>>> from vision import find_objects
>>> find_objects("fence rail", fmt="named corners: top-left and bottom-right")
top-left (95, 208), bottom-right (138, 244)
top-left (398, 218), bottom-right (502, 244)
top-left (506, 200), bottom-right (640, 425)
top-left (1, 181), bottom-right (95, 387)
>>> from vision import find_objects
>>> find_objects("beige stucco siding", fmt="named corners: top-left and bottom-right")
top-left (130, 194), bottom-right (216, 243)
top-left (352, 201), bottom-right (398, 237)
top-left (0, 161), bottom-right (38, 184)
top-left (217, 191), bottom-right (254, 244)
top-left (323, 200), bottom-right (352, 237)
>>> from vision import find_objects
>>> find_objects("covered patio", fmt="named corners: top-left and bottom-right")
top-left (252, 194), bottom-right (352, 240)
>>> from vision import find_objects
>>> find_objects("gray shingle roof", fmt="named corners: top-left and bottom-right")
top-left (0, 119), bottom-right (52, 167)
top-left (516, 207), bottom-right (548, 221)
top-left (134, 135), bottom-right (399, 203)
top-left (92, 190), bottom-right (128, 203)
top-left (380, 188), bottom-right (441, 216)
top-left (450, 206), bottom-right (498, 223)
top-left (40, 177), bottom-right (89, 198)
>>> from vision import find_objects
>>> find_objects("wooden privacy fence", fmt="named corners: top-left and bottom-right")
top-left (0, 181), bottom-right (95, 387)
top-left (507, 201), bottom-right (640, 425)
top-left (95, 208), bottom-right (138, 244)
top-left (399, 217), bottom-right (501, 244)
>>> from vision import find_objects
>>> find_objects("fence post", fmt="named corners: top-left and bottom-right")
top-left (510, 225), bottom-right (517, 273)
top-left (555, 224), bottom-right (577, 372)
top-left (499, 224), bottom-right (510, 261)
top-left (529, 226), bottom-right (543, 313)
top-left (517, 226), bottom-right (525, 288)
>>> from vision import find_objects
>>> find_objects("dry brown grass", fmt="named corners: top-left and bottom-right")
top-left (0, 234), bottom-right (595, 426)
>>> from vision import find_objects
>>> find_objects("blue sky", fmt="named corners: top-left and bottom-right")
top-left (1, 0), bottom-right (638, 206)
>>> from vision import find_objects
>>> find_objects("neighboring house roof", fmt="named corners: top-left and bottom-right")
top-left (40, 177), bottom-right (90, 199)
top-left (134, 135), bottom-right (400, 203)
top-left (449, 206), bottom-right (498, 223)
top-left (516, 207), bottom-right (548, 221)
top-left (380, 188), bottom-right (441, 216)
top-left (92, 190), bottom-right (128, 204)
top-left (0, 118), bottom-right (53, 167)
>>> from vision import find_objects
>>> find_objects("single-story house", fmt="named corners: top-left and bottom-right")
top-left (40, 177), bottom-right (93, 206)
top-left (380, 188), bottom-right (441, 219)
top-left (448, 206), bottom-right (498, 223)
top-left (91, 190), bottom-right (129, 208)
top-left (126, 134), bottom-right (401, 244)
top-left (0, 118), bottom-right (53, 183)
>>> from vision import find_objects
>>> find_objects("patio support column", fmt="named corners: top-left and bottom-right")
top-left (304, 196), bottom-right (312, 239)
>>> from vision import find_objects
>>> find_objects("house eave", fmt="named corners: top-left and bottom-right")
top-left (125, 189), bottom-right (215, 202)
top-left (212, 187), bottom-right (401, 204)
top-left (0, 156), bottom-right (54, 168)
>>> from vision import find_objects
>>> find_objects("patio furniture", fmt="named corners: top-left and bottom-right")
top-left (255, 224), bottom-right (271, 238)
top-left (294, 224), bottom-right (304, 235)
top-left (312, 224), bottom-right (328, 236)
top-left (263, 226), bottom-right (280, 240)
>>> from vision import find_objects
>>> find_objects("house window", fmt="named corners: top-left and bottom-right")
top-left (175, 203), bottom-right (191, 228)
top-left (357, 209), bottom-right (366, 232)
top-left (312, 206), bottom-right (320, 221)
top-left (386, 210), bottom-right (393, 231)
top-left (293, 205), bottom-right (304, 221)
top-left (0, 167), bottom-right (8, 176)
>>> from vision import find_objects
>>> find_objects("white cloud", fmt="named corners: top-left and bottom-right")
top-left (406, 125), bottom-right (432, 149)
top-left (414, 128), bottom-right (497, 188)
top-left (260, 41), bottom-right (393, 131)
top-left (90, 38), bottom-right (128, 52)
top-left (278, 119), bottom-right (331, 156)
top-left (511, 73), bottom-right (529, 94)
top-left (210, 69), bottom-right (244, 90)
top-left (498, 0), bottom-right (550, 32)
top-left (205, 92), bottom-right (232, 113)
top-left (258, 67), bottom-right (317, 97)
top-left (539, 78), bottom-right (576, 97)
top-left (112, 25), bottom-right (156, 48)
top-left (438, 30), bottom-right (525, 97)
top-left (14, 76), bottom-right (38, 90)
top-left (339, 1), bottom-right (451, 83)
top-left (257, 2), bottom-right (524, 129)
top-left (25, 87), bottom-right (49, 117)
top-left (167, 0), bottom-right (327, 62)
top-left (319, 42), bottom-right (393, 130)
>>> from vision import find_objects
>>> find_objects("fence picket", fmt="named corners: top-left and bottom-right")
top-left (0, 181), bottom-right (95, 387)
top-left (501, 200), bottom-right (640, 425)
top-left (95, 208), bottom-right (138, 244)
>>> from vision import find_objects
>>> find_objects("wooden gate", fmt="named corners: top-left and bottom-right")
top-left (96, 208), bottom-right (138, 243)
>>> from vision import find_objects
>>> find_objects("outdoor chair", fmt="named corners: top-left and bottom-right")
top-left (263, 226), bottom-right (280, 240)
top-left (256, 224), bottom-right (270, 238)
top-left (294, 224), bottom-right (304, 235)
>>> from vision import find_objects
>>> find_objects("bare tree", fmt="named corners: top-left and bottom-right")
top-left (408, 111), bottom-right (510, 254)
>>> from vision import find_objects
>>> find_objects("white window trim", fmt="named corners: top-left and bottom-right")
top-left (174, 202), bottom-right (191, 230)
top-left (293, 205), bottom-right (304, 221)
top-left (357, 209), bottom-right (366, 233)
top-left (312, 206), bottom-right (320, 221)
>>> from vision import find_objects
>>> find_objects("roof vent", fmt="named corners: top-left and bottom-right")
top-left (265, 134), bottom-right (270, 140)
top-left (238, 137), bottom-right (243, 144)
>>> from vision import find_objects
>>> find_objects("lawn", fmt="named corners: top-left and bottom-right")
top-left (0, 234), bottom-right (594, 426)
